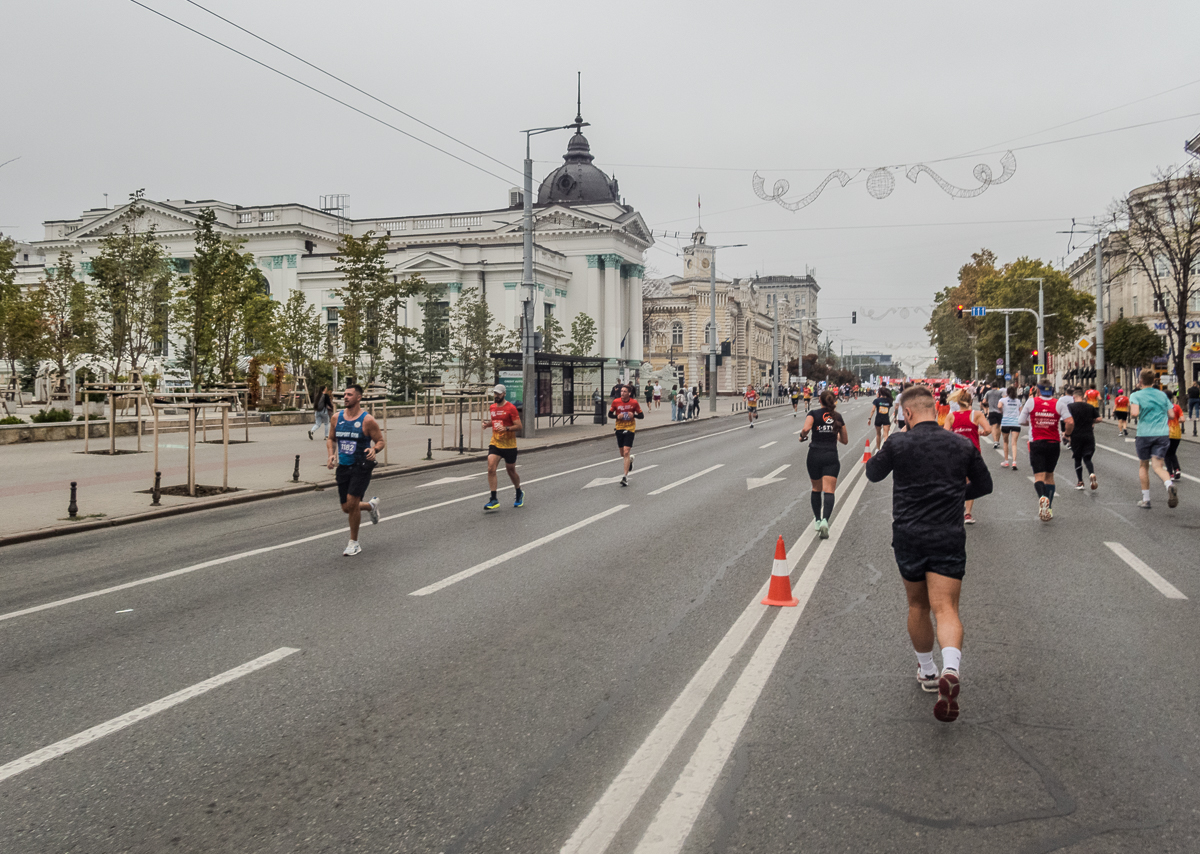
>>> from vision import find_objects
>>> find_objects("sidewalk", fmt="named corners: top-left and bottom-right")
top-left (0, 396), bottom-right (764, 543)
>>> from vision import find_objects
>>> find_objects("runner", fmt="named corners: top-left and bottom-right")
top-left (945, 388), bottom-right (990, 524)
top-left (1085, 384), bottom-right (1101, 412)
top-left (984, 381), bottom-right (1004, 449)
top-left (869, 386), bottom-right (893, 451)
top-left (1166, 389), bottom-right (1184, 480)
top-left (998, 385), bottom-right (1023, 470)
top-left (798, 388), bottom-right (848, 539)
top-left (790, 384), bottom-right (802, 417)
top-left (936, 390), bottom-right (951, 427)
top-left (803, 385), bottom-right (813, 409)
top-left (1019, 383), bottom-right (1074, 521)
top-left (745, 385), bottom-right (759, 427)
top-left (1113, 388), bottom-right (1130, 436)
top-left (484, 383), bottom-right (524, 511)
top-left (608, 384), bottom-right (645, 486)
top-left (865, 384), bottom-right (993, 723)
top-left (325, 384), bottom-right (384, 556)
top-left (1128, 370), bottom-right (1177, 508)
top-left (893, 384), bottom-right (908, 432)
top-left (1067, 387), bottom-right (1103, 490)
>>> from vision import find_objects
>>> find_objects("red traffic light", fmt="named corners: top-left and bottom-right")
top-left (956, 304), bottom-right (964, 318)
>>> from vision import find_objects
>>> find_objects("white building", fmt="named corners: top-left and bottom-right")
top-left (24, 111), bottom-right (652, 381)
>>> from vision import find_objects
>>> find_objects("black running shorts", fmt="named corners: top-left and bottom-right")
top-left (987, 412), bottom-right (1002, 426)
top-left (336, 462), bottom-right (375, 504)
top-left (893, 547), bottom-right (966, 583)
top-left (806, 447), bottom-right (841, 480)
top-left (488, 444), bottom-right (518, 465)
top-left (1028, 439), bottom-right (1061, 474)
top-left (874, 415), bottom-right (891, 427)
top-left (1001, 425), bottom-right (1020, 434)
top-left (615, 430), bottom-right (635, 449)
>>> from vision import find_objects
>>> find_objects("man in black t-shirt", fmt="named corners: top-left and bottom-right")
top-left (1067, 387), bottom-right (1104, 490)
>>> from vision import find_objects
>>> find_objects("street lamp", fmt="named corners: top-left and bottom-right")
top-left (1020, 277), bottom-right (1046, 379)
top-left (706, 242), bottom-right (746, 412)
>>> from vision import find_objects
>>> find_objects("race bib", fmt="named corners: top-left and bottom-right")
top-left (338, 439), bottom-right (358, 457)
top-left (878, 405), bottom-right (889, 415)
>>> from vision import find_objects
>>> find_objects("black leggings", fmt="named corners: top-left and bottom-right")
top-left (1071, 435), bottom-right (1095, 481)
top-left (1166, 438), bottom-right (1182, 474)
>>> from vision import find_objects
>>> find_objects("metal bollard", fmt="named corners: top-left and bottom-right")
top-left (425, 437), bottom-right (433, 460)
top-left (68, 482), bottom-right (78, 518)
top-left (459, 430), bottom-right (464, 454)
top-left (293, 454), bottom-right (300, 482)
top-left (151, 471), bottom-right (161, 506)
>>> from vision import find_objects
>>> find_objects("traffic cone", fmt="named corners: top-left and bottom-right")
top-left (862, 439), bottom-right (872, 463)
top-left (762, 535), bottom-right (798, 607)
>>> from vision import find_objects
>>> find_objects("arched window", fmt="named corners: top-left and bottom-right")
top-left (704, 321), bottom-right (713, 345)
top-left (643, 326), bottom-right (651, 349)
top-left (671, 322), bottom-right (684, 346)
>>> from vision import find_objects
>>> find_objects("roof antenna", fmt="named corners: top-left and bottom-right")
top-left (576, 71), bottom-right (582, 125)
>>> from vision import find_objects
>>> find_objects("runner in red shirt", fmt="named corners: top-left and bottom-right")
top-left (484, 384), bottom-right (524, 510)
top-left (1114, 389), bottom-right (1130, 435)
top-left (744, 387), bottom-right (759, 427)
top-left (1019, 383), bottom-right (1074, 521)
top-left (944, 388), bottom-right (990, 524)
top-left (607, 384), bottom-right (645, 486)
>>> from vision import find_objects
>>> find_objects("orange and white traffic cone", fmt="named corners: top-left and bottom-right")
top-left (761, 535), bottom-right (798, 607)
top-left (862, 439), bottom-right (872, 463)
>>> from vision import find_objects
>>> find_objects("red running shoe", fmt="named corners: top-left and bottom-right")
top-left (934, 670), bottom-right (960, 723)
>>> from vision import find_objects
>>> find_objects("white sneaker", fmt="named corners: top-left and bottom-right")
top-left (368, 496), bottom-right (380, 525)
top-left (343, 540), bottom-right (361, 556)
top-left (1167, 482), bottom-right (1179, 508)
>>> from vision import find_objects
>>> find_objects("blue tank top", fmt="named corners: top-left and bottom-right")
top-left (334, 410), bottom-right (371, 465)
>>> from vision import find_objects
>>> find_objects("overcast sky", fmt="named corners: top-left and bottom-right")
top-left (4, 0), bottom-right (1198, 371)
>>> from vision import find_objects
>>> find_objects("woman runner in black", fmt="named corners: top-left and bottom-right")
top-left (869, 386), bottom-right (894, 451)
top-left (799, 388), bottom-right (849, 539)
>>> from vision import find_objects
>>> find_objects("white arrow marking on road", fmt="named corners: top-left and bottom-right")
top-left (647, 465), bottom-right (723, 496)
top-left (758, 441), bottom-right (777, 449)
top-left (583, 465), bottom-right (658, 489)
top-left (418, 471), bottom-right (494, 488)
top-left (746, 464), bottom-right (789, 490)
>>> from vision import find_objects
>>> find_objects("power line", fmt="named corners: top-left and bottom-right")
top-left (702, 217), bottom-right (1072, 235)
top-left (179, 0), bottom-right (522, 180)
top-left (126, 0), bottom-right (515, 185)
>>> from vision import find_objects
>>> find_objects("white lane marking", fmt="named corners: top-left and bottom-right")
top-left (1105, 542), bottom-right (1187, 599)
top-left (746, 464), bottom-right (790, 491)
top-left (758, 441), bottom-right (777, 449)
top-left (647, 465), bottom-right (724, 496)
top-left (0, 647), bottom-right (298, 784)
top-left (562, 459), bottom-right (865, 854)
top-left (583, 466), bottom-right (658, 489)
top-left (1096, 442), bottom-right (1200, 484)
top-left (418, 470), bottom-right (494, 488)
top-left (409, 506), bottom-right (628, 596)
top-left (632, 473), bottom-right (870, 854)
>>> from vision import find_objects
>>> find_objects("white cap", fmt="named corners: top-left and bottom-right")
top-left (492, 384), bottom-right (506, 395)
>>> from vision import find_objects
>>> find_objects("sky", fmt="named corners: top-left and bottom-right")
top-left (3, 0), bottom-right (1199, 373)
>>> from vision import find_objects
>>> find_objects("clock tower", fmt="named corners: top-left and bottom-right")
top-left (682, 227), bottom-right (714, 279)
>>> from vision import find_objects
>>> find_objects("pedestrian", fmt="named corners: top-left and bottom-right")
top-left (1166, 389), bottom-right (1184, 480)
top-left (1067, 387), bottom-right (1103, 490)
top-left (744, 385), bottom-right (759, 427)
top-left (798, 388), bottom-right (848, 539)
top-left (1019, 382), bottom-right (1074, 521)
top-left (690, 385), bottom-right (700, 419)
top-left (1188, 380), bottom-right (1200, 425)
top-left (998, 385), bottom-right (1022, 470)
top-left (309, 385), bottom-right (332, 440)
top-left (669, 385), bottom-right (678, 420)
top-left (1128, 370), bottom-right (1177, 508)
top-left (653, 381), bottom-right (663, 409)
top-left (945, 388), bottom-right (990, 524)
top-left (865, 384), bottom-right (993, 723)
top-left (608, 384), bottom-right (645, 486)
top-left (644, 381), bottom-right (653, 407)
top-left (484, 383), bottom-right (524, 510)
top-left (869, 386), bottom-right (893, 451)
top-left (610, 382), bottom-right (622, 401)
top-left (326, 383), bottom-right (384, 557)
top-left (1113, 388), bottom-right (1130, 436)
top-left (984, 381), bottom-right (1004, 449)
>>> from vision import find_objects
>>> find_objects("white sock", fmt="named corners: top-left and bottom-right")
top-left (941, 647), bottom-right (962, 674)
top-left (1142, 489), bottom-right (1152, 502)
top-left (915, 650), bottom-right (937, 676)
top-left (1164, 478), bottom-right (1173, 490)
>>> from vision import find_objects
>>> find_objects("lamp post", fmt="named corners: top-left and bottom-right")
top-left (1020, 277), bottom-right (1046, 378)
top-left (707, 242), bottom-right (746, 412)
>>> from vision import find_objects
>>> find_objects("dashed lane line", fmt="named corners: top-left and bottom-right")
top-left (647, 465), bottom-right (724, 496)
top-left (1095, 442), bottom-right (1200, 484)
top-left (1105, 542), bottom-right (1187, 599)
top-left (758, 441), bottom-right (777, 449)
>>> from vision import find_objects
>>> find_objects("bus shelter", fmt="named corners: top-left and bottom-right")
top-left (491, 353), bottom-right (606, 428)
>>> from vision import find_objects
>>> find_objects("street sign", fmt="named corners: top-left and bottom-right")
top-left (1077, 336), bottom-right (1093, 351)
top-left (971, 306), bottom-right (987, 317)
top-left (1034, 365), bottom-right (1045, 375)
top-left (996, 358), bottom-right (1004, 366)
top-left (995, 366), bottom-right (1004, 376)
top-left (1005, 373), bottom-right (1012, 381)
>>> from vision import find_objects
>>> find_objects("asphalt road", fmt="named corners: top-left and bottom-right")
top-left (2, 400), bottom-right (1199, 853)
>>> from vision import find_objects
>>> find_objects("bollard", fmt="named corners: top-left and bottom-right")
top-left (459, 429), bottom-right (464, 455)
top-left (293, 454), bottom-right (300, 482)
top-left (68, 482), bottom-right (78, 518)
top-left (151, 471), bottom-right (161, 506)
top-left (425, 437), bottom-right (433, 460)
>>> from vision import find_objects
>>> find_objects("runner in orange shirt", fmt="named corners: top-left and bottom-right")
top-left (608, 384), bottom-right (645, 486)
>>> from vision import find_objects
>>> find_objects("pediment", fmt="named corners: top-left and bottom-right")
top-left (72, 202), bottom-right (199, 239)
top-left (395, 251), bottom-right (462, 272)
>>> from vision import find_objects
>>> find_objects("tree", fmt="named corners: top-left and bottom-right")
top-left (277, 290), bottom-right (324, 381)
top-left (567, 311), bottom-right (597, 356)
top-left (32, 251), bottom-right (94, 380)
top-left (449, 286), bottom-right (503, 386)
top-left (208, 243), bottom-right (268, 381)
top-left (1114, 165), bottom-right (1200, 388)
top-left (925, 249), bottom-right (997, 380)
top-left (384, 273), bottom-right (434, 399)
top-left (539, 311), bottom-right (564, 354)
top-left (1104, 316), bottom-right (1165, 387)
top-left (173, 208), bottom-right (223, 386)
top-left (418, 284), bottom-right (449, 383)
top-left (89, 192), bottom-right (174, 377)
top-left (332, 231), bottom-right (393, 381)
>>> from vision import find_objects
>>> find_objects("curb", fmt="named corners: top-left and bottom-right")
top-left (0, 406), bottom-right (778, 549)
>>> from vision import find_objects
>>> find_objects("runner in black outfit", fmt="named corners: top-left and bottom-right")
top-left (1067, 387), bottom-right (1104, 490)
top-left (798, 388), bottom-right (848, 539)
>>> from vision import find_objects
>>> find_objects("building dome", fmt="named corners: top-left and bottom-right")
top-left (536, 129), bottom-right (620, 205)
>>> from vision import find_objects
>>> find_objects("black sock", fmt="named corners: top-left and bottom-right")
top-left (1075, 463), bottom-right (1083, 481)
top-left (490, 491), bottom-right (497, 500)
top-left (822, 491), bottom-right (835, 520)
top-left (810, 491), bottom-right (822, 520)
top-left (1046, 484), bottom-right (1056, 506)
top-left (1034, 481), bottom-right (1045, 499)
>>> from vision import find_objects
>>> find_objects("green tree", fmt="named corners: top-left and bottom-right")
top-left (1104, 316), bottom-right (1165, 387)
top-left (925, 249), bottom-right (997, 379)
top-left (89, 192), bottom-right (174, 377)
top-left (208, 243), bottom-right (268, 381)
top-left (33, 251), bottom-right (94, 379)
top-left (418, 285), bottom-right (449, 383)
top-left (173, 208), bottom-right (223, 386)
top-left (449, 286), bottom-right (503, 385)
top-left (0, 234), bottom-right (24, 381)
top-left (539, 311), bottom-right (564, 354)
top-left (384, 273), bottom-right (433, 399)
top-left (567, 311), bottom-right (598, 357)
top-left (332, 231), bottom-right (393, 381)
top-left (277, 290), bottom-right (324, 380)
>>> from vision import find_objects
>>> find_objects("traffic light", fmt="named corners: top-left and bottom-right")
top-left (1031, 348), bottom-right (1039, 359)
top-left (956, 304), bottom-right (964, 319)
top-left (852, 311), bottom-right (857, 324)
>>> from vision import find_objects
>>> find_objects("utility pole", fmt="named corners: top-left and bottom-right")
top-left (1020, 277), bottom-right (1046, 379)
top-left (772, 297), bottom-right (780, 397)
top-left (707, 241), bottom-right (746, 412)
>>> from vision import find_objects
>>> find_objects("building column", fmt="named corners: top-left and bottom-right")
top-left (602, 254), bottom-right (622, 359)
top-left (624, 263), bottom-right (645, 364)
top-left (586, 255), bottom-right (602, 355)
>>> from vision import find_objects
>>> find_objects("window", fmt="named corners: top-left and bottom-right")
top-left (326, 307), bottom-right (339, 348)
top-left (671, 322), bottom-right (684, 346)
top-left (238, 212), bottom-right (253, 224)
top-left (261, 211), bottom-right (275, 222)
top-left (704, 321), bottom-right (713, 345)
top-left (1154, 256), bottom-right (1169, 277)
top-left (1132, 295), bottom-right (1138, 315)
top-left (423, 300), bottom-right (451, 352)
top-left (644, 327), bottom-right (651, 349)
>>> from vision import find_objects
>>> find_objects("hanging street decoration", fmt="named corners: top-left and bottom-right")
top-left (753, 151), bottom-right (1017, 211)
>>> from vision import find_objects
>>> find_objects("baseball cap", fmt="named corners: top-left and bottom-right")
top-left (1038, 383), bottom-right (1053, 396)
top-left (492, 384), bottom-right (506, 395)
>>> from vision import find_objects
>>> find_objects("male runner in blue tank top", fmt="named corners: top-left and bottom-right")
top-left (326, 384), bottom-right (386, 556)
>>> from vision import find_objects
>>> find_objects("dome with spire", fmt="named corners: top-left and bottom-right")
top-left (536, 93), bottom-right (621, 206)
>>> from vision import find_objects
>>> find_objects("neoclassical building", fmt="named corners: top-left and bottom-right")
top-left (22, 109), bottom-right (651, 379)
top-left (641, 228), bottom-right (817, 392)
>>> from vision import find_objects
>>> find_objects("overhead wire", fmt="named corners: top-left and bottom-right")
top-left (126, 0), bottom-right (516, 185)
